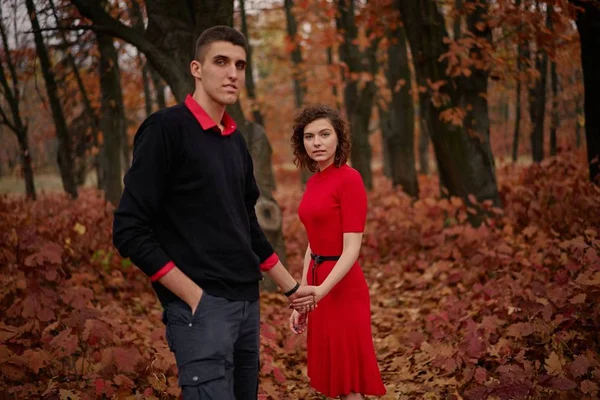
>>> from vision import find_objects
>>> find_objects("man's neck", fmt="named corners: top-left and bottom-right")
top-left (192, 90), bottom-right (225, 130)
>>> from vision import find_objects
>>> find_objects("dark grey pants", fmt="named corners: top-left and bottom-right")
top-left (163, 293), bottom-right (260, 400)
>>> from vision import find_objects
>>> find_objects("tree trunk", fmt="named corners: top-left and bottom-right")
top-left (239, 0), bottom-right (264, 127)
top-left (27, 0), bottom-right (78, 199)
top-left (227, 101), bottom-right (285, 292)
top-left (453, 0), bottom-right (463, 40)
top-left (530, 50), bottom-right (547, 162)
top-left (383, 16), bottom-right (418, 197)
top-left (327, 46), bottom-right (342, 110)
top-left (527, 4), bottom-right (547, 163)
top-left (398, 0), bottom-right (500, 220)
top-left (97, 31), bottom-right (124, 206)
top-left (576, 89), bottom-right (583, 150)
top-left (336, 0), bottom-right (378, 190)
top-left (417, 72), bottom-right (433, 175)
top-left (285, 0), bottom-right (305, 111)
top-left (16, 131), bottom-right (36, 200)
top-left (550, 59), bottom-right (558, 156)
top-left (149, 66), bottom-right (166, 110)
top-left (572, 0), bottom-right (600, 184)
top-left (284, 0), bottom-right (312, 187)
top-left (512, 0), bottom-right (523, 163)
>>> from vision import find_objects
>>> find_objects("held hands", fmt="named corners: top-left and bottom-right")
top-left (287, 284), bottom-right (327, 312)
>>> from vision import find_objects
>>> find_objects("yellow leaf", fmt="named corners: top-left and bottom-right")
top-left (545, 351), bottom-right (563, 376)
top-left (59, 389), bottom-right (81, 400)
top-left (73, 223), bottom-right (86, 235)
top-left (570, 293), bottom-right (586, 304)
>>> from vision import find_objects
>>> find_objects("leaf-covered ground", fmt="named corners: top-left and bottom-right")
top-left (1, 151), bottom-right (599, 399)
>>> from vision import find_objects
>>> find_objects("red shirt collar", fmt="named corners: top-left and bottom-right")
top-left (184, 94), bottom-right (237, 136)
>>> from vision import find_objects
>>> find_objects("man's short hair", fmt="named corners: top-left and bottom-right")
top-left (194, 26), bottom-right (248, 62)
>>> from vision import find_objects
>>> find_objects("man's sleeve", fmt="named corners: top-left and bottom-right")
top-left (243, 146), bottom-right (279, 272)
top-left (112, 118), bottom-right (174, 279)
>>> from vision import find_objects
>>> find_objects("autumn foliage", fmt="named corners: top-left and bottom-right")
top-left (1, 152), bottom-right (599, 399)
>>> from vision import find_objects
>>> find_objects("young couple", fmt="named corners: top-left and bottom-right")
top-left (112, 26), bottom-right (385, 400)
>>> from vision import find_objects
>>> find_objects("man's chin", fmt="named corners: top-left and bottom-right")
top-left (221, 95), bottom-right (239, 105)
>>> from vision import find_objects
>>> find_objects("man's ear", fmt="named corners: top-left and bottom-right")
top-left (190, 59), bottom-right (202, 80)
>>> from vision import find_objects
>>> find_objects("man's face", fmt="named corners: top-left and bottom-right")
top-left (191, 41), bottom-right (247, 106)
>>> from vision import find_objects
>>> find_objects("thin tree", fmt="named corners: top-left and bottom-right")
top-left (0, 5), bottom-right (35, 199)
top-left (26, 0), bottom-right (78, 198)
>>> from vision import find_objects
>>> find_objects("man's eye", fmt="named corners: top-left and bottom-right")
top-left (322, 133), bottom-right (330, 137)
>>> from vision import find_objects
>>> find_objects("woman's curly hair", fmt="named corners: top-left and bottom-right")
top-left (291, 104), bottom-right (351, 172)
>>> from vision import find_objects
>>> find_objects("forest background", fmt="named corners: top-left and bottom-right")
top-left (1, 0), bottom-right (600, 399)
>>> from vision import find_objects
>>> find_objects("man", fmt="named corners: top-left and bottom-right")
top-left (112, 26), bottom-right (314, 399)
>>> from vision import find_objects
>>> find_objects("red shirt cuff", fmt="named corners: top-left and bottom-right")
top-left (260, 253), bottom-right (279, 272)
top-left (151, 261), bottom-right (175, 282)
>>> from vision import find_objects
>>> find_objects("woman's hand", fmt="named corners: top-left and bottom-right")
top-left (289, 309), bottom-right (308, 334)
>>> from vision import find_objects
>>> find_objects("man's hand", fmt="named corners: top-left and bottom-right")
top-left (156, 266), bottom-right (204, 314)
top-left (189, 288), bottom-right (204, 315)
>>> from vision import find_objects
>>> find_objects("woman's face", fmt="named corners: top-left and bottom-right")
top-left (303, 118), bottom-right (339, 170)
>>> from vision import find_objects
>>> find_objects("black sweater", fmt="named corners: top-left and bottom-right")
top-left (112, 102), bottom-right (274, 305)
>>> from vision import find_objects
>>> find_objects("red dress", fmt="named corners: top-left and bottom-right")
top-left (298, 164), bottom-right (386, 398)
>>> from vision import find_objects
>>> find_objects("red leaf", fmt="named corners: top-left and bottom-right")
top-left (569, 354), bottom-right (591, 378)
top-left (61, 287), bottom-right (94, 309)
top-left (108, 347), bottom-right (141, 374)
top-left (273, 367), bottom-right (286, 383)
top-left (49, 329), bottom-right (78, 357)
top-left (549, 377), bottom-right (577, 391)
top-left (506, 322), bottom-right (534, 338)
top-left (114, 374), bottom-right (135, 388)
top-left (0, 323), bottom-right (19, 342)
top-left (581, 380), bottom-right (599, 395)
top-left (24, 242), bottom-right (63, 266)
top-left (474, 367), bottom-right (487, 384)
top-left (94, 379), bottom-right (105, 396)
top-left (22, 349), bottom-right (51, 373)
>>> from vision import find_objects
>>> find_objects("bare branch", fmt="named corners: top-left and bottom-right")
top-left (0, 6), bottom-right (19, 96)
top-left (22, 24), bottom-right (94, 34)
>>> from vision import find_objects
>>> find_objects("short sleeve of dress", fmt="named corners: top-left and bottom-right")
top-left (340, 169), bottom-right (368, 232)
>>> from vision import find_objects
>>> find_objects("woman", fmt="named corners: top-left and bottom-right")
top-left (289, 104), bottom-right (386, 399)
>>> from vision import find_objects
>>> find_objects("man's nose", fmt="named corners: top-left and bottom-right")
top-left (227, 64), bottom-right (238, 79)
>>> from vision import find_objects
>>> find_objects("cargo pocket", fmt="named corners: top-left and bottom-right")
top-left (179, 359), bottom-right (229, 399)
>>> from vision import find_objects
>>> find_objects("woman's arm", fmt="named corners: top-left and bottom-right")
top-left (301, 244), bottom-right (312, 286)
top-left (315, 232), bottom-right (362, 299)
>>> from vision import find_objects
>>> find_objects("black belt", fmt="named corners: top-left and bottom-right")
top-left (310, 252), bottom-right (340, 285)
